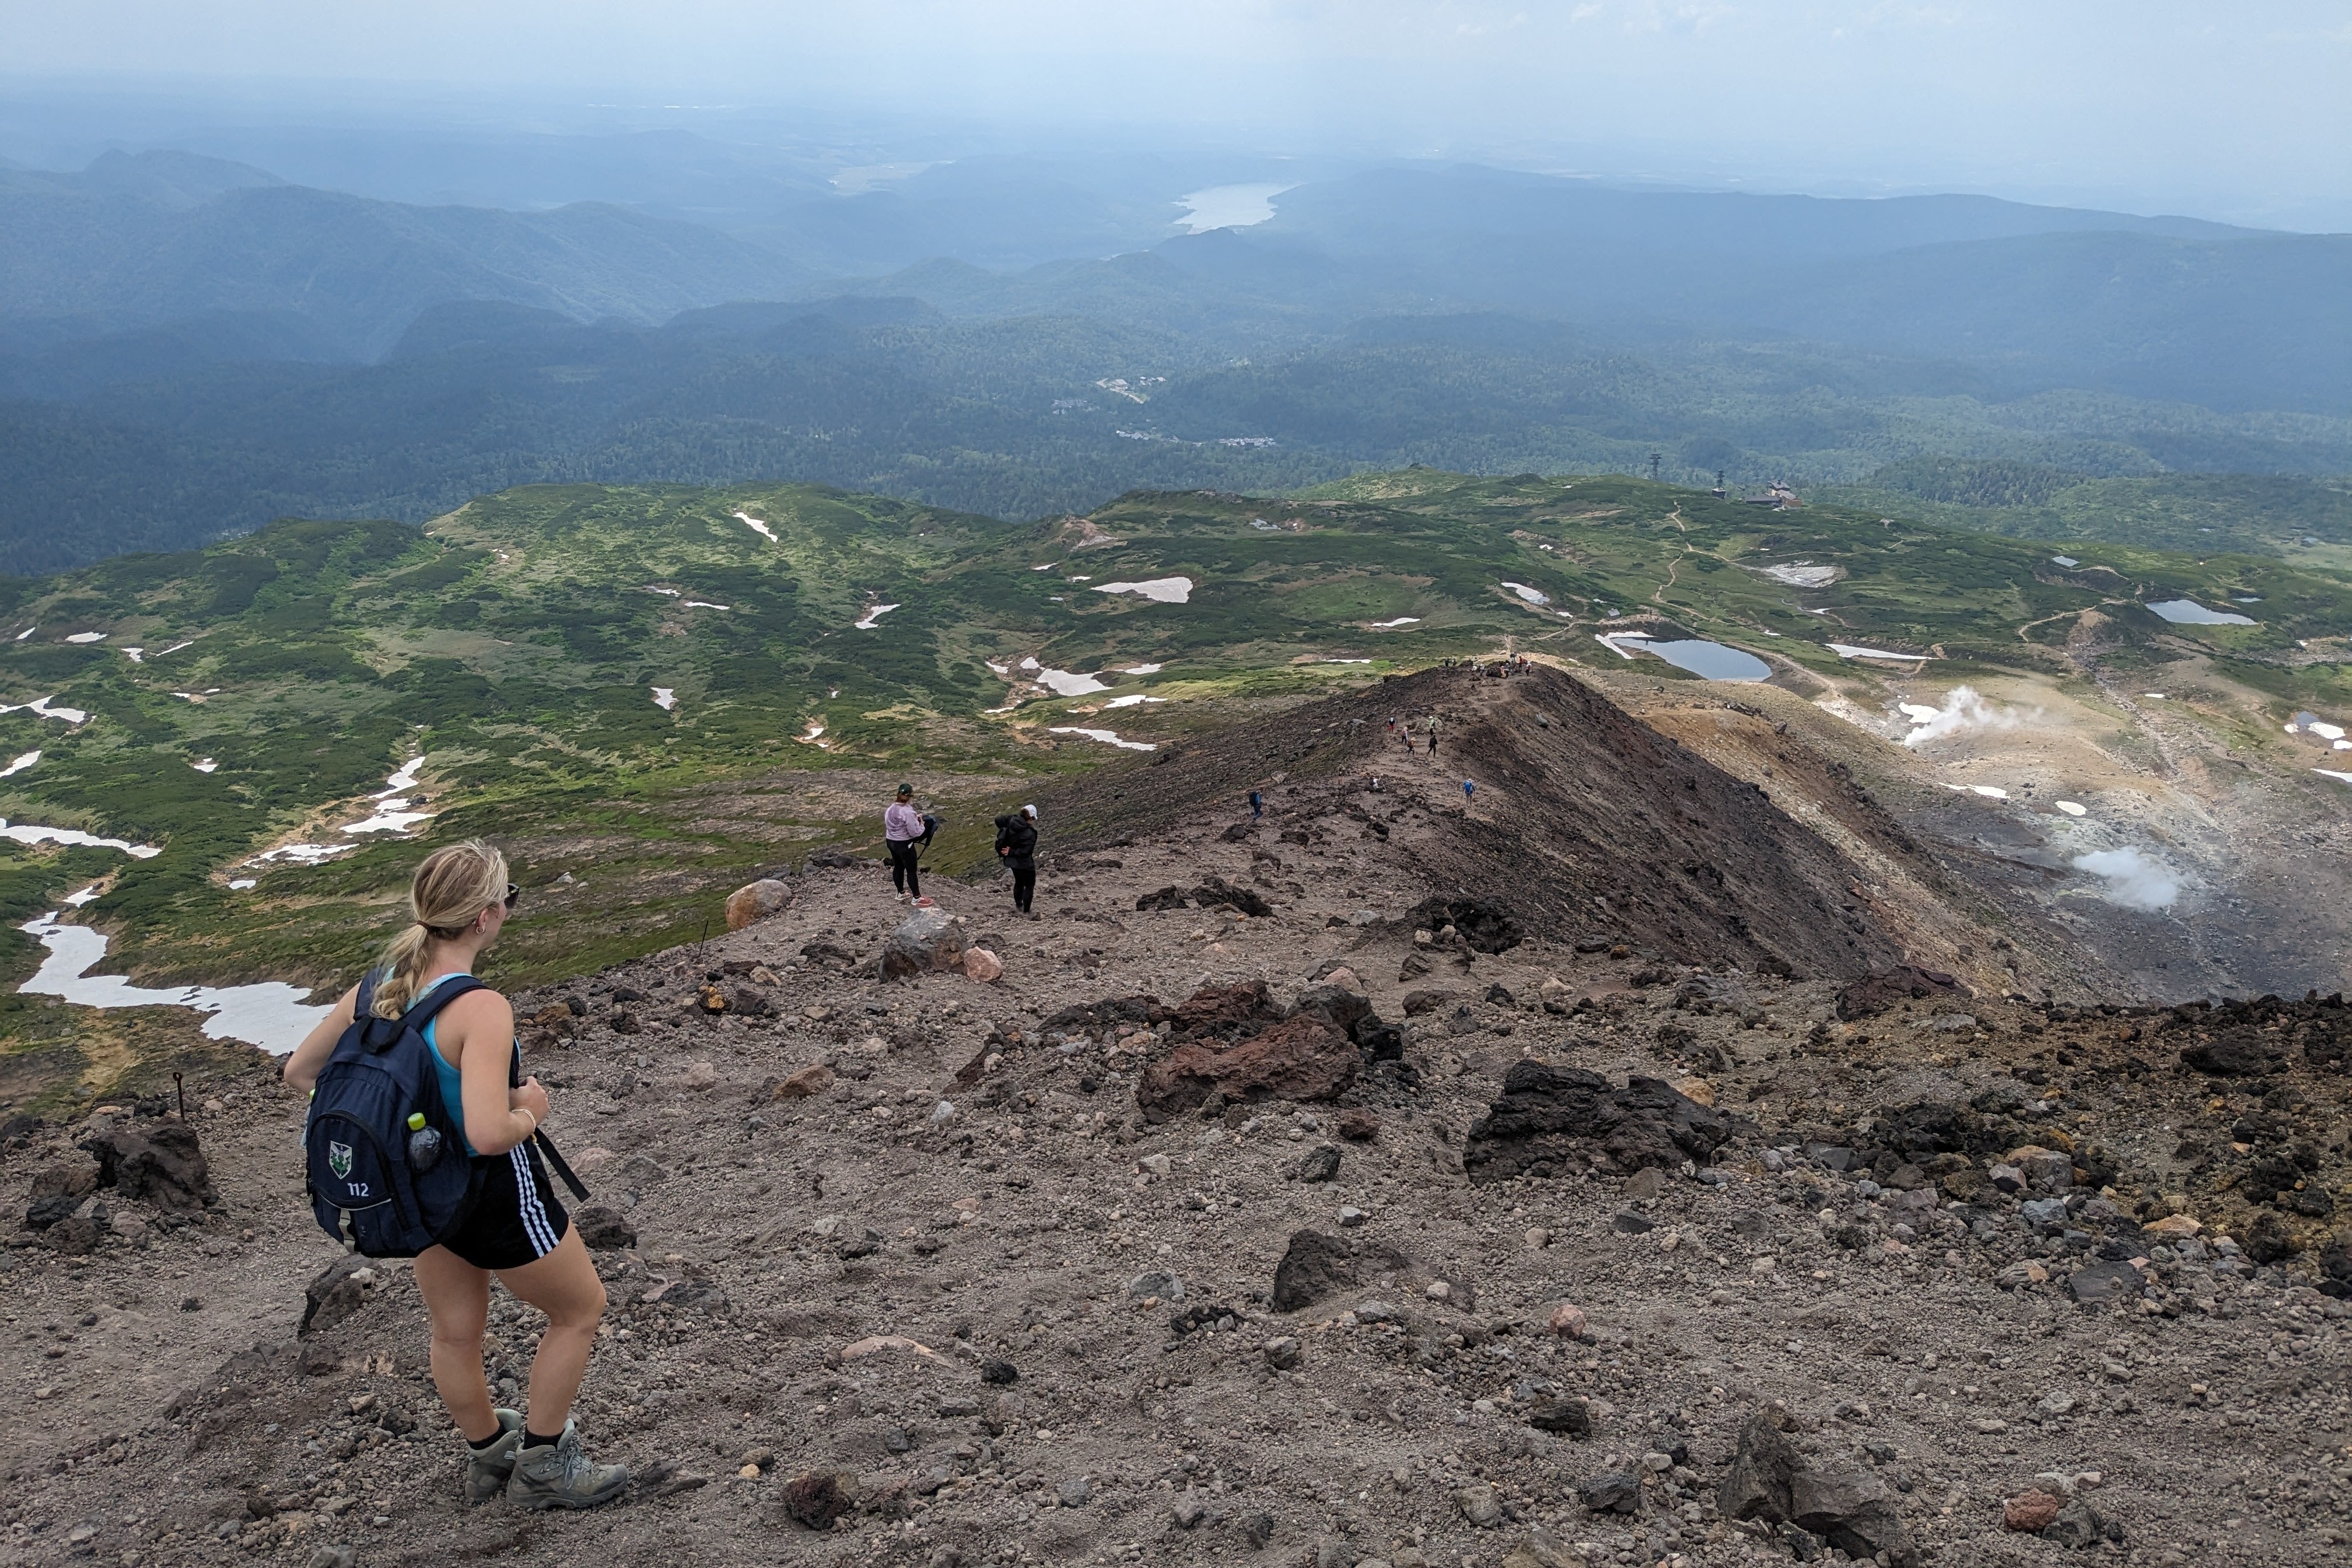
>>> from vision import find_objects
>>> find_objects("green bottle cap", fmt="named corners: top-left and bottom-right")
top-left (406, 1112), bottom-right (427, 1131)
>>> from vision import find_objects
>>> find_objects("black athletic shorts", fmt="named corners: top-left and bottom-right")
top-left (438, 1143), bottom-right (569, 1272)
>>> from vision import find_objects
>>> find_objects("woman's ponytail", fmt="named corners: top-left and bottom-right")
top-left (369, 838), bottom-right (509, 1019)
top-left (370, 922), bottom-right (435, 1019)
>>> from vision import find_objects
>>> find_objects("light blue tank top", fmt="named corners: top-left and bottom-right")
top-left (416, 971), bottom-right (490, 1157)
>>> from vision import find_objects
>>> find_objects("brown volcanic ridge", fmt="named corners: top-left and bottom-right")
top-left (3, 663), bottom-right (2348, 1568)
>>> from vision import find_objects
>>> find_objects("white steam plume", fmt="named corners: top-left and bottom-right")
top-left (2071, 848), bottom-right (2180, 911)
top-left (1902, 685), bottom-right (2034, 747)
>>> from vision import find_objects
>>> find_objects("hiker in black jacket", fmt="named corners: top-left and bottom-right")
top-left (994, 804), bottom-right (1040, 918)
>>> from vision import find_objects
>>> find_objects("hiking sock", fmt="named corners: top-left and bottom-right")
top-left (468, 1430), bottom-right (509, 1452)
top-left (522, 1429), bottom-right (561, 1449)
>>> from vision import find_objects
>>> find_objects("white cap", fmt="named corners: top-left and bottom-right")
top-left (1021, 803), bottom-right (1037, 818)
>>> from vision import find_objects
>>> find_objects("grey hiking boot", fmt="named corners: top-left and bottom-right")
top-left (463, 1408), bottom-right (526, 1504)
top-left (508, 1420), bottom-right (629, 1511)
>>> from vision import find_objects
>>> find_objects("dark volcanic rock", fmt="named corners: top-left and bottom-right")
top-left (1138, 1015), bottom-right (1358, 1120)
top-left (1287, 983), bottom-right (1374, 1039)
top-left (1835, 965), bottom-right (1966, 1021)
top-left (1270, 1228), bottom-right (1410, 1313)
top-left (1577, 1471), bottom-right (1640, 1514)
top-left (1137, 877), bottom-right (1273, 917)
top-left (1404, 896), bottom-right (1522, 954)
top-left (81, 1120), bottom-right (216, 1214)
top-left (300, 1256), bottom-right (373, 1336)
top-left (2180, 1030), bottom-right (2286, 1077)
top-left (1464, 1062), bottom-right (1744, 1183)
top-left (779, 1471), bottom-right (855, 1529)
top-left (1718, 1414), bottom-right (1917, 1568)
top-left (573, 1205), bottom-right (638, 1251)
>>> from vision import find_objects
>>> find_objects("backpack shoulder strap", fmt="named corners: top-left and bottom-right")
top-left (396, 974), bottom-right (490, 1035)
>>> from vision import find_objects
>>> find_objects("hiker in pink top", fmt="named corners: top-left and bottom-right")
top-left (884, 783), bottom-right (925, 900)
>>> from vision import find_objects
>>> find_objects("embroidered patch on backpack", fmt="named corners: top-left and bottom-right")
top-left (328, 1142), bottom-right (354, 1180)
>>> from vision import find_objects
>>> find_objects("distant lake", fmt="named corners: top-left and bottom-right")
top-left (2147, 598), bottom-right (2256, 626)
top-left (1643, 639), bottom-right (1772, 682)
top-left (1176, 183), bottom-right (1293, 233)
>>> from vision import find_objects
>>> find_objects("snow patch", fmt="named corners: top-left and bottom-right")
top-left (855, 603), bottom-right (900, 630)
top-left (191, 757), bottom-right (216, 774)
top-left (1050, 727), bottom-right (1157, 751)
top-left (1102, 694), bottom-right (1167, 709)
top-left (2054, 800), bottom-right (2088, 817)
top-left (1500, 582), bottom-right (1550, 606)
top-left (2, 820), bottom-right (161, 858)
top-left (0, 750), bottom-right (37, 779)
top-left (1761, 563), bottom-right (1841, 587)
top-left (16, 913), bottom-right (330, 1054)
top-left (1122, 662), bottom-right (1164, 674)
top-left (1368, 617), bottom-right (1421, 629)
top-left (65, 632), bottom-right (106, 644)
top-left (1094, 578), bottom-right (1193, 604)
top-left (64, 883), bottom-right (102, 907)
top-left (1036, 668), bottom-right (1110, 697)
top-left (0, 696), bottom-right (88, 724)
top-left (254, 843), bottom-right (352, 866)
top-left (652, 687), bottom-right (677, 710)
top-left (1829, 643), bottom-right (1933, 663)
top-left (732, 510), bottom-right (778, 542)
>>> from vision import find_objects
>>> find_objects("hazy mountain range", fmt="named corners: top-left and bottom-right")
top-left (1, 146), bottom-right (2345, 573)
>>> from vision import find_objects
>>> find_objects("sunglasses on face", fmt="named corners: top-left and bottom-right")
top-left (502, 883), bottom-right (520, 911)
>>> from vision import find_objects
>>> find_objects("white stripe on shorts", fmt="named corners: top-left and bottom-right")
top-left (511, 1146), bottom-right (558, 1257)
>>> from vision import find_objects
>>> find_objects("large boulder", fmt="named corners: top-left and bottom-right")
top-left (1718, 1414), bottom-right (1917, 1567)
top-left (1164, 980), bottom-right (1283, 1042)
top-left (1404, 897), bottom-right (1522, 954)
top-left (1464, 1062), bottom-right (1744, 1184)
top-left (1137, 1016), bottom-right (1359, 1121)
top-left (725, 877), bottom-right (794, 931)
top-left (82, 1120), bottom-right (216, 1214)
top-left (1835, 964), bottom-right (1966, 1021)
top-left (876, 909), bottom-right (967, 982)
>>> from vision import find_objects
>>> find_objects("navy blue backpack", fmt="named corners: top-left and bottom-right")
top-left (303, 973), bottom-right (489, 1257)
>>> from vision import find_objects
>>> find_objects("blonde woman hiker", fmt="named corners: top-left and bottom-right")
top-left (284, 839), bottom-right (628, 1510)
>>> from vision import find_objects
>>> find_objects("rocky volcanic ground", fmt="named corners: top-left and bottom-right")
top-left (4, 698), bottom-right (2350, 1568)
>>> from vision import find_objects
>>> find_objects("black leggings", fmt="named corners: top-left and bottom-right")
top-left (1012, 867), bottom-right (1035, 912)
top-left (888, 840), bottom-right (921, 897)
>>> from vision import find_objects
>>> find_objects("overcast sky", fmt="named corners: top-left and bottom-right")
top-left (6, 1), bottom-right (2348, 226)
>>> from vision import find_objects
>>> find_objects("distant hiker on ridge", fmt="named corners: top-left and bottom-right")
top-left (994, 803), bottom-right (1040, 918)
top-left (885, 783), bottom-right (925, 902)
top-left (284, 841), bottom-right (627, 1511)
top-left (1249, 789), bottom-right (1265, 819)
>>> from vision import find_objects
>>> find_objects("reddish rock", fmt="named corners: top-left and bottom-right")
top-left (961, 947), bottom-right (1003, 982)
top-left (1166, 979), bottom-right (1282, 1040)
top-left (1137, 1015), bottom-right (1358, 1119)
top-left (1337, 1108), bottom-right (1382, 1142)
top-left (780, 1470), bottom-right (856, 1529)
top-left (2003, 1490), bottom-right (2061, 1532)
top-left (769, 1065), bottom-right (834, 1100)
top-left (1546, 1301), bottom-right (1589, 1339)
top-left (725, 878), bottom-right (794, 931)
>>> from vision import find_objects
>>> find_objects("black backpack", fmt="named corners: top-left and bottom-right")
top-left (302, 974), bottom-right (491, 1257)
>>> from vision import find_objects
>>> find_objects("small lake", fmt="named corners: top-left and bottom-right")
top-left (18, 914), bottom-right (329, 1054)
top-left (1175, 183), bottom-right (1293, 233)
top-left (1635, 639), bottom-right (1771, 682)
top-left (2147, 598), bottom-right (2255, 626)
